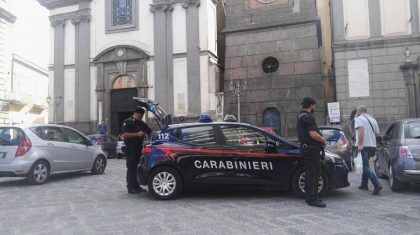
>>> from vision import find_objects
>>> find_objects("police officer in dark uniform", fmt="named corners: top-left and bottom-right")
top-left (296, 97), bottom-right (327, 207)
top-left (121, 107), bottom-right (157, 194)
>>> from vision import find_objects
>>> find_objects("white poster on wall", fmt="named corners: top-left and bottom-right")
top-left (348, 59), bottom-right (370, 97)
top-left (328, 102), bottom-right (341, 123)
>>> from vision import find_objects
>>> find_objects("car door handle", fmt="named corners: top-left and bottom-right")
top-left (47, 143), bottom-right (55, 147)
top-left (70, 145), bottom-right (77, 149)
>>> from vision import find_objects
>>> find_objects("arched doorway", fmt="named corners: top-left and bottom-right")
top-left (262, 107), bottom-right (281, 136)
top-left (93, 46), bottom-right (149, 136)
top-left (110, 75), bottom-right (138, 135)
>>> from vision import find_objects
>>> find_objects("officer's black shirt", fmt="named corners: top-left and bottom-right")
top-left (121, 117), bottom-right (152, 148)
top-left (296, 110), bottom-right (320, 146)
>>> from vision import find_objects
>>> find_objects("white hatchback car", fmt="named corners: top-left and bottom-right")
top-left (0, 124), bottom-right (107, 184)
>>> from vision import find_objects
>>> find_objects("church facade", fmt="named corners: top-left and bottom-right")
top-left (38, 0), bottom-right (221, 135)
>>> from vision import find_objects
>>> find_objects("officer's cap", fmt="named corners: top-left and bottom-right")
top-left (301, 97), bottom-right (316, 108)
top-left (198, 114), bottom-right (212, 123)
top-left (134, 107), bottom-right (145, 115)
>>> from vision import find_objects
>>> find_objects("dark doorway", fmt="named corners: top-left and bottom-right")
top-left (110, 88), bottom-right (138, 136)
top-left (262, 107), bottom-right (281, 136)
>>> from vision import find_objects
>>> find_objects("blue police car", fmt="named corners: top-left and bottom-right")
top-left (135, 98), bottom-right (350, 200)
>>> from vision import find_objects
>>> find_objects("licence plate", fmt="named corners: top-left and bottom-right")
top-left (0, 152), bottom-right (6, 159)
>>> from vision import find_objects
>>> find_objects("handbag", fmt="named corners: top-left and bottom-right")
top-left (354, 152), bottom-right (363, 175)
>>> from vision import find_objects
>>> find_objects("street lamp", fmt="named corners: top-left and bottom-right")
top-left (228, 80), bottom-right (248, 123)
top-left (46, 95), bottom-right (62, 124)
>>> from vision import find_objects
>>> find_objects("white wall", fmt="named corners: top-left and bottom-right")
top-left (199, 0), bottom-right (208, 51)
top-left (173, 58), bottom-right (188, 116)
top-left (64, 68), bottom-right (75, 122)
top-left (172, 4), bottom-right (187, 54)
top-left (207, 0), bottom-right (217, 55)
top-left (343, 0), bottom-right (370, 40)
top-left (380, 0), bottom-right (411, 36)
top-left (90, 0), bottom-right (155, 59)
top-left (64, 21), bottom-right (75, 65)
top-left (200, 55), bottom-right (209, 113)
top-left (48, 71), bottom-right (54, 122)
top-left (49, 26), bottom-right (54, 64)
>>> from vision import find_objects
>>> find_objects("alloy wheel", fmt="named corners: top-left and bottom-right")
top-left (33, 163), bottom-right (48, 183)
top-left (389, 165), bottom-right (394, 187)
top-left (96, 157), bottom-right (106, 173)
top-left (298, 172), bottom-right (324, 194)
top-left (152, 172), bottom-right (176, 197)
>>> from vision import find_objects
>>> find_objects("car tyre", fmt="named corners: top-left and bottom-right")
top-left (27, 160), bottom-right (50, 185)
top-left (117, 153), bottom-right (123, 159)
top-left (389, 164), bottom-right (405, 191)
top-left (148, 166), bottom-right (183, 200)
top-left (91, 155), bottom-right (107, 175)
top-left (374, 159), bottom-right (387, 179)
top-left (292, 167), bottom-right (329, 198)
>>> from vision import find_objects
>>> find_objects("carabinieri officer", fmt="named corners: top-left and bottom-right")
top-left (121, 107), bottom-right (157, 194)
top-left (296, 97), bottom-right (327, 208)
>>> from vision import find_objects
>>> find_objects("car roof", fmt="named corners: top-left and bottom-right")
top-left (167, 122), bottom-right (252, 129)
top-left (319, 126), bottom-right (344, 131)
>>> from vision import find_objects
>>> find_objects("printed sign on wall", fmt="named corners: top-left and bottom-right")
top-left (348, 59), bottom-right (370, 97)
top-left (328, 102), bottom-right (341, 123)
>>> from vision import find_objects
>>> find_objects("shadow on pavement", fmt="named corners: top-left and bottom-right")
top-left (0, 172), bottom-right (94, 187)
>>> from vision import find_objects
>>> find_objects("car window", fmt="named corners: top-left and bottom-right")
top-left (40, 127), bottom-right (65, 142)
top-left (179, 126), bottom-right (218, 146)
top-left (0, 127), bottom-right (25, 146)
top-left (391, 123), bottom-right (401, 140)
top-left (404, 121), bottom-right (420, 139)
top-left (63, 128), bottom-right (85, 144)
top-left (220, 125), bottom-right (273, 147)
top-left (101, 135), bottom-right (109, 142)
top-left (320, 129), bottom-right (342, 142)
top-left (385, 124), bottom-right (395, 136)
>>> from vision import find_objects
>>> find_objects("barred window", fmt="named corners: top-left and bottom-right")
top-left (112, 0), bottom-right (133, 26)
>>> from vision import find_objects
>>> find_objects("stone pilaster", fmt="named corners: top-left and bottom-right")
top-left (400, 62), bottom-right (420, 118)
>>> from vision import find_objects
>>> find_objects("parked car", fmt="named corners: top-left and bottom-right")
top-left (319, 126), bottom-right (352, 171)
top-left (374, 119), bottom-right (420, 191)
top-left (260, 127), bottom-right (278, 136)
top-left (87, 134), bottom-right (118, 158)
top-left (135, 98), bottom-right (350, 200)
top-left (0, 124), bottom-right (107, 184)
top-left (116, 140), bottom-right (126, 159)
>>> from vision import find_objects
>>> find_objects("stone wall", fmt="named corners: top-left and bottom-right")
top-left (334, 41), bottom-right (420, 133)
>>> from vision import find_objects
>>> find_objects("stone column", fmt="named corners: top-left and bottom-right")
top-left (400, 62), bottom-right (420, 118)
top-left (72, 9), bottom-right (91, 123)
top-left (50, 18), bottom-right (66, 123)
top-left (410, 0), bottom-right (419, 35)
top-left (182, 0), bottom-right (201, 116)
top-left (368, 0), bottom-right (382, 38)
top-left (331, 0), bottom-right (345, 41)
top-left (150, 3), bottom-right (174, 115)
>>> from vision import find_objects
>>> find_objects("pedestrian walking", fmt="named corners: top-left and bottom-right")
top-left (354, 105), bottom-right (383, 195)
top-left (98, 120), bottom-right (107, 134)
top-left (121, 107), bottom-right (157, 194)
top-left (296, 97), bottom-right (327, 207)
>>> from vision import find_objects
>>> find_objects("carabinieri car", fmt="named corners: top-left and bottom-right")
top-left (135, 98), bottom-right (350, 200)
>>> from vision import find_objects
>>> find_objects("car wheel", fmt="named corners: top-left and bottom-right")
top-left (117, 154), bottom-right (123, 159)
top-left (91, 155), bottom-right (107, 175)
top-left (374, 159), bottom-right (387, 179)
top-left (292, 167), bottom-right (328, 198)
top-left (27, 160), bottom-right (50, 185)
top-left (389, 165), bottom-right (405, 191)
top-left (147, 166), bottom-right (183, 200)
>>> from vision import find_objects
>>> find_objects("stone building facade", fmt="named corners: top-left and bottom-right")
top-left (223, 0), bottom-right (329, 137)
top-left (38, 0), bottom-right (222, 134)
top-left (331, 0), bottom-right (420, 131)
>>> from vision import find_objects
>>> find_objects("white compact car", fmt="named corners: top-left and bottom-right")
top-left (0, 124), bottom-right (107, 184)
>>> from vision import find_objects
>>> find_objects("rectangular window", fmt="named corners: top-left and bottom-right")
top-left (343, 0), bottom-right (370, 40)
top-left (220, 126), bottom-right (270, 147)
top-left (0, 128), bottom-right (25, 146)
top-left (380, 0), bottom-right (411, 36)
top-left (106, 0), bottom-right (139, 34)
top-left (180, 126), bottom-right (217, 146)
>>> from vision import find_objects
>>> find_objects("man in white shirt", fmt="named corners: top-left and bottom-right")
top-left (354, 105), bottom-right (383, 195)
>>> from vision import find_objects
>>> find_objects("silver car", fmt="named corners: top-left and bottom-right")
top-left (0, 124), bottom-right (107, 184)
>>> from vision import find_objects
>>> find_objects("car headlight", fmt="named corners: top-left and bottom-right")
top-left (325, 151), bottom-right (344, 163)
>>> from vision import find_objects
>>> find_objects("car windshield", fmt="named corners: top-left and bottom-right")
top-left (320, 129), bottom-right (342, 142)
top-left (404, 121), bottom-right (420, 139)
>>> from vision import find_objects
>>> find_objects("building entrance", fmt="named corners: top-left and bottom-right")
top-left (110, 87), bottom-right (138, 136)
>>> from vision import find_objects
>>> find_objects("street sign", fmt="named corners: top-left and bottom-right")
top-left (328, 102), bottom-right (341, 123)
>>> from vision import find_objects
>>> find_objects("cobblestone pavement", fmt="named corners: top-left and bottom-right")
top-left (1, 159), bottom-right (420, 235)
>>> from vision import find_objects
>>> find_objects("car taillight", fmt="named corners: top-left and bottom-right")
top-left (399, 146), bottom-right (413, 159)
top-left (142, 147), bottom-right (152, 155)
top-left (15, 140), bottom-right (32, 157)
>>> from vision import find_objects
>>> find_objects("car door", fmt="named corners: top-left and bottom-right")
top-left (62, 127), bottom-right (94, 170)
top-left (36, 126), bottom-right (72, 172)
top-left (388, 123), bottom-right (402, 168)
top-left (380, 124), bottom-right (396, 175)
top-left (173, 125), bottom-right (227, 185)
top-left (218, 124), bottom-right (296, 187)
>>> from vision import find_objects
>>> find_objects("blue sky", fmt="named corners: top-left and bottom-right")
top-left (11, 0), bottom-right (50, 69)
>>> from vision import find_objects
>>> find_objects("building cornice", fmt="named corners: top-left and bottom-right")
top-left (37, 0), bottom-right (91, 10)
top-left (0, 7), bottom-right (17, 23)
top-left (333, 35), bottom-right (420, 52)
top-left (49, 9), bottom-right (90, 26)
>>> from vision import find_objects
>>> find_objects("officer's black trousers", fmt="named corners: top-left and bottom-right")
top-left (126, 145), bottom-right (142, 190)
top-left (303, 150), bottom-right (322, 202)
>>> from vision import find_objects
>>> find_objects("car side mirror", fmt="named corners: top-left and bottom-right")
top-left (85, 140), bottom-right (94, 146)
top-left (382, 135), bottom-right (391, 141)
